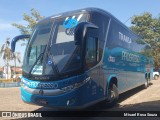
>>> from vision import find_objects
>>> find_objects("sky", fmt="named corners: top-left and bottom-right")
top-left (0, 0), bottom-right (160, 67)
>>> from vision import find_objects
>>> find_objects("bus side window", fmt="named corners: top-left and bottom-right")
top-left (85, 36), bottom-right (98, 70)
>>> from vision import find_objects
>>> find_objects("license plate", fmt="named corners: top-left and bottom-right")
top-left (37, 99), bottom-right (48, 105)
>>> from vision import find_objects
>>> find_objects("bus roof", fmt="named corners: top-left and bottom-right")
top-left (38, 7), bottom-right (151, 48)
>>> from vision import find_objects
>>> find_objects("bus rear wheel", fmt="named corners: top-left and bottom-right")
top-left (106, 84), bottom-right (119, 107)
top-left (154, 75), bottom-right (158, 80)
top-left (144, 79), bottom-right (149, 89)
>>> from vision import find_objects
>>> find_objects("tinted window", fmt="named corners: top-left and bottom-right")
top-left (85, 37), bottom-right (98, 69)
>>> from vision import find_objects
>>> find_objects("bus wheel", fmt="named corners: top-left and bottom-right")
top-left (106, 84), bottom-right (119, 107)
top-left (144, 79), bottom-right (149, 89)
top-left (154, 75), bottom-right (158, 80)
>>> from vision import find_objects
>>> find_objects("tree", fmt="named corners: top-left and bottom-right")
top-left (12, 52), bottom-right (21, 77)
top-left (12, 8), bottom-right (44, 34)
top-left (130, 12), bottom-right (160, 69)
top-left (0, 38), bottom-right (12, 79)
top-left (0, 38), bottom-right (21, 79)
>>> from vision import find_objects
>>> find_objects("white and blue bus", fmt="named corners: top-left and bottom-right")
top-left (11, 8), bottom-right (153, 108)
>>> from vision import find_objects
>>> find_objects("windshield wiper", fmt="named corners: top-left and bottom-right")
top-left (29, 52), bottom-right (60, 78)
top-left (47, 53), bottom-right (60, 77)
top-left (29, 52), bottom-right (44, 75)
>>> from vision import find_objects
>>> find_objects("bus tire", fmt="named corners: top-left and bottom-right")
top-left (106, 84), bottom-right (119, 107)
top-left (154, 75), bottom-right (158, 80)
top-left (144, 79), bottom-right (149, 89)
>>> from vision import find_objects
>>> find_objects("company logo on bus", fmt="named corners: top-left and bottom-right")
top-left (21, 77), bottom-right (58, 89)
top-left (122, 51), bottom-right (140, 63)
top-left (63, 18), bottom-right (78, 28)
top-left (119, 32), bottom-right (132, 44)
top-left (39, 90), bottom-right (44, 95)
top-left (108, 56), bottom-right (115, 62)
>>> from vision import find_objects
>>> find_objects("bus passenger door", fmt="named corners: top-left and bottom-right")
top-left (84, 28), bottom-right (104, 101)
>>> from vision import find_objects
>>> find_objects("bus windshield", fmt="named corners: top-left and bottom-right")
top-left (23, 13), bottom-right (88, 77)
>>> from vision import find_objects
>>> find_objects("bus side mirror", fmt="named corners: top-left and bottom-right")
top-left (11, 34), bottom-right (30, 52)
top-left (74, 22), bottom-right (98, 45)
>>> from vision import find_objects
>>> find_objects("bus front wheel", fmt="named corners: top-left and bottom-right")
top-left (106, 84), bottom-right (119, 107)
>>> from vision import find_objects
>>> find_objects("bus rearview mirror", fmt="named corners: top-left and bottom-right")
top-left (11, 34), bottom-right (30, 52)
top-left (74, 22), bottom-right (98, 45)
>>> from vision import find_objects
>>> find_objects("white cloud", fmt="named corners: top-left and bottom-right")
top-left (0, 23), bottom-right (15, 31)
top-left (0, 19), bottom-right (27, 31)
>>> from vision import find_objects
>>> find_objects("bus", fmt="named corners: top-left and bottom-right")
top-left (11, 8), bottom-right (153, 108)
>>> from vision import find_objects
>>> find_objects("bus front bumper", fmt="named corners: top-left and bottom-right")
top-left (21, 86), bottom-right (83, 109)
